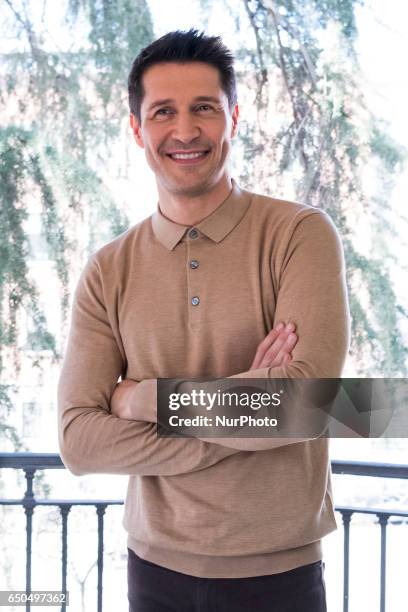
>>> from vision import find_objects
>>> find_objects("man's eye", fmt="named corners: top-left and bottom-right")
top-left (155, 108), bottom-right (173, 117)
top-left (196, 104), bottom-right (213, 112)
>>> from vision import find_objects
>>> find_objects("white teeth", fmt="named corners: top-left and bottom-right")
top-left (171, 152), bottom-right (206, 159)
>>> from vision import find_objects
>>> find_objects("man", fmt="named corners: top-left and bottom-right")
top-left (58, 30), bottom-right (350, 611)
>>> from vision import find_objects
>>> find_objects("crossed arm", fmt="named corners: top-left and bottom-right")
top-left (109, 330), bottom-right (336, 451)
top-left (110, 211), bottom-right (350, 450)
top-left (58, 210), bottom-right (350, 475)
top-left (110, 321), bottom-right (297, 422)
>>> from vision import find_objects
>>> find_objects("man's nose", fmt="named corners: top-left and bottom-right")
top-left (171, 113), bottom-right (201, 143)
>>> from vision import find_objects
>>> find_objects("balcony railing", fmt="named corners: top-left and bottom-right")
top-left (0, 453), bottom-right (407, 612)
top-left (331, 460), bottom-right (408, 612)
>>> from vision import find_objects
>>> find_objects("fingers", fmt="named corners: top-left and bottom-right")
top-left (261, 323), bottom-right (296, 365)
top-left (250, 322), bottom-right (284, 369)
top-left (251, 322), bottom-right (298, 370)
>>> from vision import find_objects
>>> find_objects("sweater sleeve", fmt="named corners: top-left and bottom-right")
top-left (131, 209), bottom-right (350, 451)
top-left (198, 209), bottom-right (351, 449)
top-left (57, 257), bottom-right (242, 477)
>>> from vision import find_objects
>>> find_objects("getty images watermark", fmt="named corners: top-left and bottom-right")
top-left (157, 378), bottom-right (408, 438)
top-left (167, 387), bottom-right (283, 428)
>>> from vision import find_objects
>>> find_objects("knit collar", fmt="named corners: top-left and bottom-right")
top-left (151, 179), bottom-right (252, 251)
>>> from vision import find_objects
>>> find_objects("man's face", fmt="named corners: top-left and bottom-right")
top-left (130, 61), bottom-right (239, 197)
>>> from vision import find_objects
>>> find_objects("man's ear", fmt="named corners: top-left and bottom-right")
top-left (129, 113), bottom-right (144, 148)
top-left (231, 104), bottom-right (239, 138)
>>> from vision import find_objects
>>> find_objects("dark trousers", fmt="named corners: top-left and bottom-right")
top-left (127, 548), bottom-right (327, 612)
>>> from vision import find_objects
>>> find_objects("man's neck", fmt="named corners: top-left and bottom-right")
top-left (157, 175), bottom-right (233, 226)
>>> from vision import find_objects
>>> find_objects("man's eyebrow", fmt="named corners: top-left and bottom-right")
top-left (146, 96), bottom-right (223, 112)
top-left (147, 98), bottom-right (174, 112)
top-left (193, 96), bottom-right (223, 104)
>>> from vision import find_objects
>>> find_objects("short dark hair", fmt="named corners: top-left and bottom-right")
top-left (128, 29), bottom-right (237, 121)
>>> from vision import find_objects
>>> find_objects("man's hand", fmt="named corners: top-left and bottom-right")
top-left (250, 322), bottom-right (297, 370)
top-left (110, 378), bottom-right (140, 420)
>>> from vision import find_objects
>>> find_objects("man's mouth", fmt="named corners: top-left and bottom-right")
top-left (165, 150), bottom-right (210, 164)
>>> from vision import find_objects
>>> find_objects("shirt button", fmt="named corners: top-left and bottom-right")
top-left (189, 228), bottom-right (198, 239)
top-left (191, 296), bottom-right (200, 306)
top-left (190, 260), bottom-right (199, 269)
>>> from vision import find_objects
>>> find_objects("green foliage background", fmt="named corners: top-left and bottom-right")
top-left (0, 0), bottom-right (154, 449)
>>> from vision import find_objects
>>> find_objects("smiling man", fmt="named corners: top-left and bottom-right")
top-left (130, 58), bottom-right (239, 224)
top-left (58, 30), bottom-right (350, 612)
top-left (132, 62), bottom-right (235, 198)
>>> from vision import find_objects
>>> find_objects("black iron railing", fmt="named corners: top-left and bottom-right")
top-left (0, 453), bottom-right (122, 612)
top-left (331, 460), bottom-right (408, 612)
top-left (0, 453), bottom-right (407, 612)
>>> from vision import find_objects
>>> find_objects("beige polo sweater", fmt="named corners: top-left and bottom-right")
top-left (58, 180), bottom-right (350, 578)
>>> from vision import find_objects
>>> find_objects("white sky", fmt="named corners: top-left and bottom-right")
top-left (354, 0), bottom-right (408, 142)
